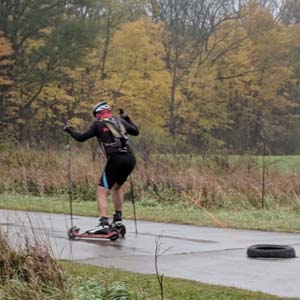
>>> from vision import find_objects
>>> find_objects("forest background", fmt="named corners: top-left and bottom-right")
top-left (1, 0), bottom-right (300, 154)
top-left (1, 0), bottom-right (300, 218)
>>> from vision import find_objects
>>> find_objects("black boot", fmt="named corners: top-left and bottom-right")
top-left (112, 211), bottom-right (123, 227)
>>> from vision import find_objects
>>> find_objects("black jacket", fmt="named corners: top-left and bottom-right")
top-left (70, 115), bottom-right (139, 155)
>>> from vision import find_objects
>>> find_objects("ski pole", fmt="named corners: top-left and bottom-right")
top-left (129, 175), bottom-right (138, 235)
top-left (67, 131), bottom-right (74, 228)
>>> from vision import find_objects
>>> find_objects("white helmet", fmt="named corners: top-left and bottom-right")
top-left (92, 102), bottom-right (111, 116)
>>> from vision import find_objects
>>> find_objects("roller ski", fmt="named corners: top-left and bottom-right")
top-left (68, 224), bottom-right (126, 241)
top-left (67, 225), bottom-right (120, 241)
top-left (68, 217), bottom-right (120, 241)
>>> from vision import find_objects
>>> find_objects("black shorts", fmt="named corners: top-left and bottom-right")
top-left (99, 152), bottom-right (136, 189)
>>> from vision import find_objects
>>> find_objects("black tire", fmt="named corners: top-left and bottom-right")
top-left (68, 229), bottom-right (75, 239)
top-left (110, 230), bottom-right (120, 241)
top-left (119, 225), bottom-right (126, 237)
top-left (67, 226), bottom-right (79, 239)
top-left (247, 244), bottom-right (296, 259)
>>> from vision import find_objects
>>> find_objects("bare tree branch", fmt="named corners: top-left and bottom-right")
top-left (154, 233), bottom-right (168, 300)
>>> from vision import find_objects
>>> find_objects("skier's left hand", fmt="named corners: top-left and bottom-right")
top-left (63, 124), bottom-right (73, 133)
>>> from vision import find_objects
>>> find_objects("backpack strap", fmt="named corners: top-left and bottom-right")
top-left (102, 118), bottom-right (128, 140)
top-left (100, 117), bottom-right (128, 151)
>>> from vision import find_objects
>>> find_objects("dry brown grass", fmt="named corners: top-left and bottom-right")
top-left (137, 157), bottom-right (300, 209)
top-left (1, 145), bottom-right (300, 209)
top-left (0, 229), bottom-right (65, 299)
top-left (0, 145), bottom-right (102, 196)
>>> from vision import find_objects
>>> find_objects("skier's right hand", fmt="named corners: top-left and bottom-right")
top-left (63, 124), bottom-right (73, 133)
top-left (119, 108), bottom-right (128, 119)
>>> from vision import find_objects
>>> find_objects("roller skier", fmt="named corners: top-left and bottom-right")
top-left (64, 101), bottom-right (139, 239)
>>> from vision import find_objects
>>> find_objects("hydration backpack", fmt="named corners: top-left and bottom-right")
top-left (101, 117), bottom-right (128, 150)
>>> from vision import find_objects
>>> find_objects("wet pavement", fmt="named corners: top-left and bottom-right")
top-left (0, 209), bottom-right (299, 298)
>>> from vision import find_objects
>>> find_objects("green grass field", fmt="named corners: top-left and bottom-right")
top-left (155, 154), bottom-right (300, 172)
top-left (236, 155), bottom-right (300, 173)
top-left (1, 193), bottom-right (299, 233)
top-left (62, 261), bottom-right (299, 300)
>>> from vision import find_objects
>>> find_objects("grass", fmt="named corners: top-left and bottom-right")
top-left (1, 146), bottom-right (300, 233)
top-left (0, 228), bottom-right (66, 300)
top-left (233, 155), bottom-right (300, 173)
top-left (156, 153), bottom-right (300, 173)
top-left (154, 153), bottom-right (300, 167)
top-left (3, 147), bottom-right (300, 211)
top-left (1, 193), bottom-right (300, 233)
top-left (61, 260), bottom-right (299, 300)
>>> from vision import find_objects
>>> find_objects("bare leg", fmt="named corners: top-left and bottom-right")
top-left (112, 183), bottom-right (123, 211)
top-left (97, 185), bottom-right (109, 218)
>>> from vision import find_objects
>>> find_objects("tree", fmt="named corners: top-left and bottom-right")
top-left (0, 31), bottom-right (13, 123)
top-left (97, 0), bottom-right (148, 80)
top-left (280, 0), bottom-right (300, 24)
top-left (220, 5), bottom-right (294, 153)
top-left (0, 0), bottom-right (99, 141)
top-left (105, 18), bottom-right (170, 136)
top-left (152, 0), bottom-right (238, 135)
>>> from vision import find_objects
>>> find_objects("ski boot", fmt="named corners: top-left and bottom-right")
top-left (111, 212), bottom-right (126, 237)
top-left (85, 217), bottom-right (110, 235)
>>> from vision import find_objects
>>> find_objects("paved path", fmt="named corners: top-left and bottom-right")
top-left (0, 209), bottom-right (299, 298)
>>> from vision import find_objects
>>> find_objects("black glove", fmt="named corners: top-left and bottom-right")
top-left (63, 124), bottom-right (73, 133)
top-left (119, 108), bottom-right (128, 119)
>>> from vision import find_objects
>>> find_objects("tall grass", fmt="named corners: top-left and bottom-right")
top-left (1, 145), bottom-right (300, 210)
top-left (0, 145), bottom-right (100, 199)
top-left (0, 229), bottom-right (65, 299)
top-left (0, 227), bottom-right (136, 300)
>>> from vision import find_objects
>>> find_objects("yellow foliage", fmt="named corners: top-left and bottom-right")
top-left (105, 18), bottom-right (171, 134)
top-left (3, 5), bottom-right (300, 149)
top-left (0, 31), bottom-right (14, 87)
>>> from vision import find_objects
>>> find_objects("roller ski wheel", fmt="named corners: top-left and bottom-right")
top-left (68, 226), bottom-right (80, 239)
top-left (111, 224), bottom-right (126, 238)
top-left (117, 224), bottom-right (126, 237)
top-left (67, 226), bottom-right (120, 241)
top-left (109, 229), bottom-right (120, 241)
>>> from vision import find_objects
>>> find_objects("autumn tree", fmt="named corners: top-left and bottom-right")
top-left (97, 0), bottom-right (149, 80)
top-left (0, 0), bottom-right (99, 141)
top-left (172, 3), bottom-right (295, 153)
top-left (104, 18), bottom-right (170, 136)
top-left (218, 5), bottom-right (294, 153)
top-left (0, 31), bottom-right (13, 123)
top-left (0, 0), bottom-right (299, 154)
top-left (150, 0), bottom-right (238, 136)
top-left (272, 6), bottom-right (300, 153)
